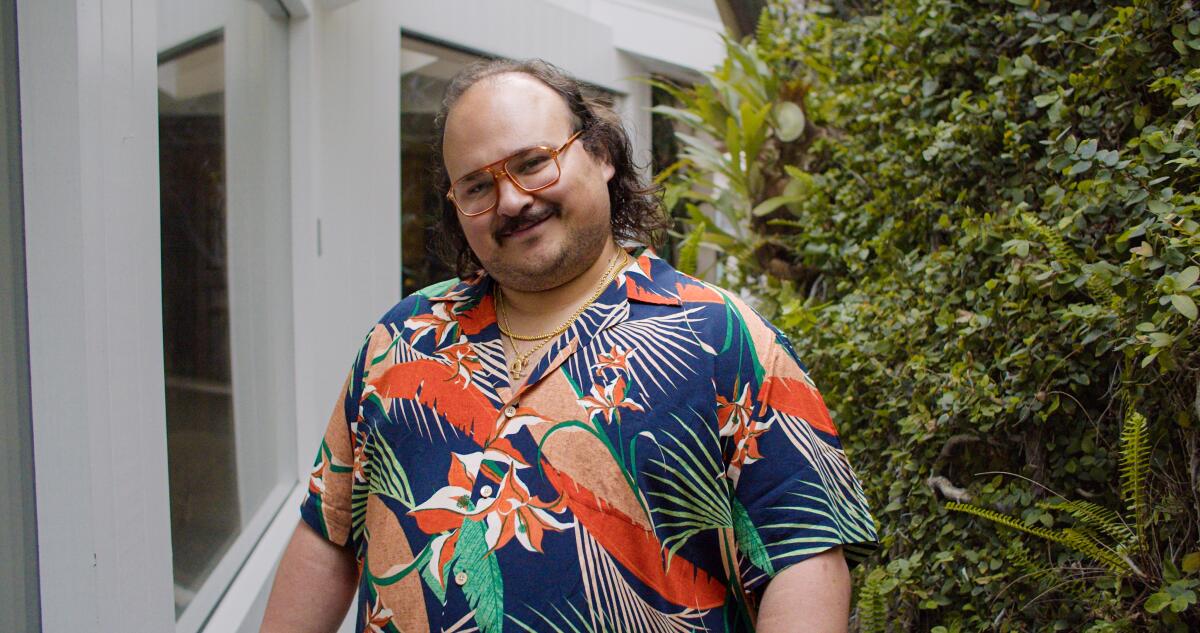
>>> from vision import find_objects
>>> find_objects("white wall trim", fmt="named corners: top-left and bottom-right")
top-left (279, 0), bottom-right (311, 18)
top-left (398, 0), bottom-right (619, 91)
top-left (200, 484), bottom-right (307, 633)
top-left (587, 0), bottom-right (726, 74)
top-left (288, 0), bottom-right (403, 485)
top-left (19, 0), bottom-right (177, 630)
top-left (604, 0), bottom-right (724, 30)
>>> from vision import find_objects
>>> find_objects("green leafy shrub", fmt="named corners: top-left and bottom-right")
top-left (658, 0), bottom-right (1200, 629)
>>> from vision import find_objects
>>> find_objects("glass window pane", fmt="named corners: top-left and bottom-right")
top-left (400, 37), bottom-right (479, 294)
top-left (158, 2), bottom-right (293, 624)
top-left (1, 0), bottom-right (41, 629)
top-left (157, 36), bottom-right (237, 617)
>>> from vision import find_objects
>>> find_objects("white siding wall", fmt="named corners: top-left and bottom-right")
top-left (289, 0), bottom-right (404, 481)
top-left (19, 0), bottom-right (176, 631)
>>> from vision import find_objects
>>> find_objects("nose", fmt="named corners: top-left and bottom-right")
top-left (494, 174), bottom-right (534, 218)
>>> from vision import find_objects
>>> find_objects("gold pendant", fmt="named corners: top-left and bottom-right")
top-left (509, 358), bottom-right (523, 378)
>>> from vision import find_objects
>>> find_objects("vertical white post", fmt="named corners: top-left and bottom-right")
top-left (19, 0), bottom-right (176, 630)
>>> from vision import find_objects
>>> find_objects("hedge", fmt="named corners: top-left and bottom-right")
top-left (655, 0), bottom-right (1200, 630)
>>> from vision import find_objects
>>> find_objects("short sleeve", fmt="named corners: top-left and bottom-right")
top-left (729, 331), bottom-right (877, 593)
top-left (299, 344), bottom-right (368, 549)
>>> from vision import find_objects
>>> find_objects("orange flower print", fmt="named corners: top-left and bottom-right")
top-left (405, 302), bottom-right (458, 347)
top-left (408, 448), bottom-right (569, 581)
top-left (481, 465), bottom-right (571, 553)
top-left (716, 382), bottom-right (753, 438)
top-left (352, 436), bottom-right (368, 484)
top-left (309, 457), bottom-right (328, 495)
top-left (408, 450), bottom-right (511, 536)
top-left (726, 421), bottom-right (768, 485)
top-left (437, 339), bottom-right (483, 387)
top-left (578, 375), bottom-right (644, 424)
top-left (716, 383), bottom-right (768, 486)
top-left (364, 597), bottom-right (393, 633)
top-left (593, 345), bottom-right (633, 376)
top-left (425, 529), bottom-right (461, 588)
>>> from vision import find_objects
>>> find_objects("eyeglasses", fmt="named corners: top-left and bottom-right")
top-left (446, 130), bottom-right (583, 217)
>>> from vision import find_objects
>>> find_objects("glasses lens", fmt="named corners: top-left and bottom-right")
top-left (452, 171), bottom-right (496, 215)
top-left (506, 148), bottom-right (559, 191)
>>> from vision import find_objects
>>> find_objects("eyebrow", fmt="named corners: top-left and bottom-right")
top-left (459, 140), bottom-right (558, 175)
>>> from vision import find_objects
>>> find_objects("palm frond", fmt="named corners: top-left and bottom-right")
top-left (676, 222), bottom-right (705, 276)
top-left (364, 429), bottom-right (414, 509)
top-left (574, 526), bottom-right (709, 633)
top-left (767, 410), bottom-right (877, 542)
top-left (578, 307), bottom-right (712, 400)
top-left (642, 414), bottom-right (732, 563)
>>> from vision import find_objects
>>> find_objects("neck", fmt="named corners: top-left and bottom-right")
top-left (496, 241), bottom-right (623, 321)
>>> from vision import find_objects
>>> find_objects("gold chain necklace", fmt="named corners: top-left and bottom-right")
top-left (496, 251), bottom-right (627, 378)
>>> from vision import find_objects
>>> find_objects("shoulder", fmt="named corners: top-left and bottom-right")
top-left (354, 276), bottom-right (474, 355)
top-left (658, 259), bottom-right (787, 347)
top-left (656, 259), bottom-right (806, 372)
top-left (376, 276), bottom-right (479, 326)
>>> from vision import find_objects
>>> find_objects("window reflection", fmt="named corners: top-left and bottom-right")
top-left (157, 36), bottom-right (239, 617)
top-left (400, 37), bottom-right (478, 294)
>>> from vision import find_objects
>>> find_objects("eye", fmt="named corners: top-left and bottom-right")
top-left (512, 152), bottom-right (551, 175)
top-left (456, 174), bottom-right (493, 200)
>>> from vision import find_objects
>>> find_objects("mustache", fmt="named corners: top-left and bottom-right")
top-left (493, 206), bottom-right (560, 240)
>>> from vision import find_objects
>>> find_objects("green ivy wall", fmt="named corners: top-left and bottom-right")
top-left (658, 1), bottom-right (1200, 630)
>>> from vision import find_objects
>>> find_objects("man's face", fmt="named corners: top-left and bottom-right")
top-left (442, 73), bottom-right (616, 292)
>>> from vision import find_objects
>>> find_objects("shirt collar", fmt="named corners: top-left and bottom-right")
top-left (427, 247), bottom-right (687, 307)
top-left (424, 248), bottom-right (693, 395)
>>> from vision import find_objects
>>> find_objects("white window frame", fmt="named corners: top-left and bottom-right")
top-left (157, 1), bottom-right (298, 631)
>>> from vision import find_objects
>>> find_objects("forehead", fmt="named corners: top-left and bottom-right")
top-left (442, 73), bottom-right (576, 177)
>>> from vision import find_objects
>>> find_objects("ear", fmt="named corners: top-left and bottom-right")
top-left (601, 159), bottom-right (615, 183)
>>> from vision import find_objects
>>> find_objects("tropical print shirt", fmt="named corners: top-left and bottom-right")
top-left (301, 249), bottom-right (877, 633)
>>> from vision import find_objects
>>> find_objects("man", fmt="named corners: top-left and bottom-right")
top-left (262, 59), bottom-right (876, 633)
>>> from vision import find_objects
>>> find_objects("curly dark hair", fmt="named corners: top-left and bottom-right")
top-left (431, 58), bottom-right (670, 278)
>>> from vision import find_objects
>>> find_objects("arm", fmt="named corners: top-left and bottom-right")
top-left (260, 520), bottom-right (359, 633)
top-left (755, 546), bottom-right (851, 633)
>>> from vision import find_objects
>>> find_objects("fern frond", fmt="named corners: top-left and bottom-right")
top-left (856, 567), bottom-right (888, 633)
top-left (755, 8), bottom-right (778, 46)
top-left (1007, 543), bottom-right (1056, 584)
top-left (1020, 213), bottom-right (1120, 312)
top-left (676, 222), bottom-right (705, 276)
top-left (1119, 409), bottom-right (1150, 548)
top-left (1020, 212), bottom-right (1081, 267)
top-left (1036, 499), bottom-right (1135, 549)
top-left (950, 502), bottom-right (1136, 578)
top-left (1058, 528), bottom-right (1133, 576)
top-left (948, 502), bottom-right (1069, 543)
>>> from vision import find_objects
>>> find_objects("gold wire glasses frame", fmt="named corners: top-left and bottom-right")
top-left (446, 130), bottom-right (584, 217)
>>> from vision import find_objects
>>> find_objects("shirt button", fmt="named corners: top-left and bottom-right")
top-left (504, 405), bottom-right (517, 418)
top-left (479, 485), bottom-right (494, 498)
top-left (455, 571), bottom-right (468, 586)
